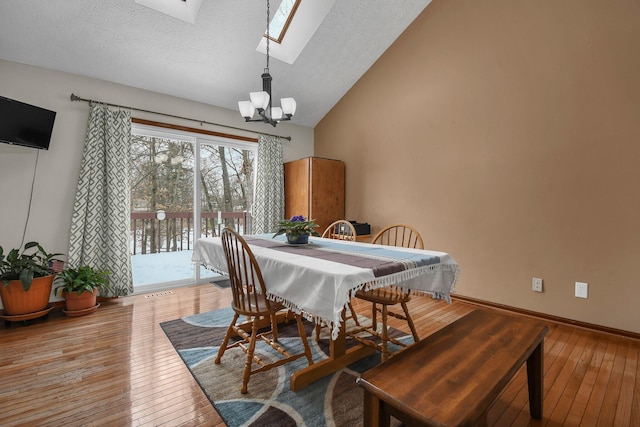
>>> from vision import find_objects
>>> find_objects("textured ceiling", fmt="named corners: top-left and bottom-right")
top-left (0, 0), bottom-right (431, 128)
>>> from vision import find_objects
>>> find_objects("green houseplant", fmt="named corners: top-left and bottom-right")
top-left (0, 242), bottom-right (63, 318)
top-left (55, 266), bottom-right (112, 316)
top-left (273, 215), bottom-right (320, 244)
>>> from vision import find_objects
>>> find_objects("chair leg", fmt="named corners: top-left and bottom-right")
top-left (215, 312), bottom-right (239, 364)
top-left (348, 301), bottom-right (360, 326)
top-left (271, 313), bottom-right (279, 343)
top-left (401, 301), bottom-right (420, 343)
top-left (296, 315), bottom-right (314, 365)
top-left (371, 302), bottom-right (378, 331)
top-left (241, 319), bottom-right (260, 394)
top-left (381, 304), bottom-right (389, 362)
top-left (315, 323), bottom-right (322, 342)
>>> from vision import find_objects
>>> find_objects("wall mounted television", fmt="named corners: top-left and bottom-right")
top-left (0, 95), bottom-right (57, 150)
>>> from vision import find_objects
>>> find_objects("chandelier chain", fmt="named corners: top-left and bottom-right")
top-left (265, 0), bottom-right (270, 71)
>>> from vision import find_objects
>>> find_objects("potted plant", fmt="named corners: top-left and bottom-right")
top-left (273, 215), bottom-right (320, 244)
top-left (0, 242), bottom-right (64, 319)
top-left (55, 266), bottom-right (112, 316)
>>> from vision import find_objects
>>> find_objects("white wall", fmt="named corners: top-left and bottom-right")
top-left (0, 59), bottom-right (313, 260)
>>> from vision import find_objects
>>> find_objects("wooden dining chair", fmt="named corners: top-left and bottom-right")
top-left (215, 228), bottom-right (313, 394)
top-left (353, 224), bottom-right (423, 361)
top-left (370, 223), bottom-right (423, 249)
top-left (315, 220), bottom-right (360, 340)
top-left (321, 219), bottom-right (358, 241)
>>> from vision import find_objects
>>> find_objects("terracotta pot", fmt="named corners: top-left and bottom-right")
top-left (0, 275), bottom-right (55, 316)
top-left (63, 288), bottom-right (98, 312)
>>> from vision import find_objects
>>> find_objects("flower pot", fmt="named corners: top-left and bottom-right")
top-left (0, 275), bottom-right (55, 316)
top-left (287, 235), bottom-right (309, 245)
top-left (63, 288), bottom-right (98, 313)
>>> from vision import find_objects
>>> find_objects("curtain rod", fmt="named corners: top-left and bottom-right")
top-left (69, 93), bottom-right (292, 141)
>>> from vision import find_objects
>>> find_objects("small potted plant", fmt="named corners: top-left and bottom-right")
top-left (0, 242), bottom-right (64, 319)
top-left (273, 215), bottom-right (320, 244)
top-left (55, 266), bottom-right (112, 316)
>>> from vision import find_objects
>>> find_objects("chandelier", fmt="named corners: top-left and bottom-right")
top-left (238, 0), bottom-right (296, 127)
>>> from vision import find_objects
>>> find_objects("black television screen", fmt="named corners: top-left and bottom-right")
top-left (0, 96), bottom-right (57, 150)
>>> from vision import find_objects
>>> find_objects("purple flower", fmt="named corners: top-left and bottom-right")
top-left (273, 215), bottom-right (320, 239)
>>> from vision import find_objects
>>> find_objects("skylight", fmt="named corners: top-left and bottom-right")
top-left (266, 0), bottom-right (300, 43)
top-left (257, 0), bottom-right (336, 65)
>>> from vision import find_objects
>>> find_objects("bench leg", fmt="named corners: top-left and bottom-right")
top-left (363, 391), bottom-right (391, 427)
top-left (526, 340), bottom-right (544, 419)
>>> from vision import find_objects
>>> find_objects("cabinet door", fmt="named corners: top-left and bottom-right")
top-left (309, 158), bottom-right (345, 233)
top-left (284, 158), bottom-right (311, 220)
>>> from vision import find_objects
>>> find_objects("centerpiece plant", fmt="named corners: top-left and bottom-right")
top-left (273, 215), bottom-right (320, 244)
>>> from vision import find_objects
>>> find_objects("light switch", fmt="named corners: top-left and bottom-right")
top-left (575, 282), bottom-right (588, 299)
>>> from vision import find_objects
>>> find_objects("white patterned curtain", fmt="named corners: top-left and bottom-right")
top-left (68, 103), bottom-right (133, 296)
top-left (252, 135), bottom-right (284, 234)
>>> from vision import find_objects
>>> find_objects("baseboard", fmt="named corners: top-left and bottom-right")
top-left (452, 294), bottom-right (640, 341)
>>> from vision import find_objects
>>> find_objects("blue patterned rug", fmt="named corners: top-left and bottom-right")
top-left (160, 306), bottom-right (409, 426)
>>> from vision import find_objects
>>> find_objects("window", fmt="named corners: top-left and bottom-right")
top-left (266, 0), bottom-right (301, 43)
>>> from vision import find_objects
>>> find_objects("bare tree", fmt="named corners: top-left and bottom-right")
top-left (130, 134), bottom-right (255, 253)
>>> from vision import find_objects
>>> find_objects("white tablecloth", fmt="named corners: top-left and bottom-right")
top-left (192, 234), bottom-right (459, 339)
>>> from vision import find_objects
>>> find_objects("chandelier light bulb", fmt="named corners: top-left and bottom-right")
top-left (238, 101), bottom-right (255, 119)
top-left (281, 98), bottom-right (296, 116)
top-left (250, 91), bottom-right (270, 110)
top-left (271, 107), bottom-right (283, 120)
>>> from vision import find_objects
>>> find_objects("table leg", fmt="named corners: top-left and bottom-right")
top-left (526, 340), bottom-right (544, 419)
top-left (290, 309), bottom-right (376, 391)
top-left (331, 319), bottom-right (346, 357)
top-left (363, 391), bottom-right (390, 427)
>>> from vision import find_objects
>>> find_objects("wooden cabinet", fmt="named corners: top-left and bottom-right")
top-left (284, 157), bottom-right (345, 234)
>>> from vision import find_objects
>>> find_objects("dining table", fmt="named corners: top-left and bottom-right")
top-left (191, 233), bottom-right (460, 391)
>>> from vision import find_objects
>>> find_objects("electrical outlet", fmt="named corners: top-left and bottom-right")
top-left (575, 282), bottom-right (588, 298)
top-left (532, 277), bottom-right (543, 292)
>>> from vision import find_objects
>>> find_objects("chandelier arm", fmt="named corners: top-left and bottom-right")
top-left (244, 116), bottom-right (277, 127)
top-left (257, 110), bottom-right (277, 127)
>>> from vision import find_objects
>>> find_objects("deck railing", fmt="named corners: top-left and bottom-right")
top-left (130, 211), bottom-right (248, 255)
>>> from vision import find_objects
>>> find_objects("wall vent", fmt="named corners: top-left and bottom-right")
top-left (145, 291), bottom-right (174, 298)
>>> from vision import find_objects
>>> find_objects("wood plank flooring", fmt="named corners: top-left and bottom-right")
top-left (1, 284), bottom-right (639, 426)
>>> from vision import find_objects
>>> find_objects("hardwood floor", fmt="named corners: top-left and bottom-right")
top-left (1, 284), bottom-right (639, 426)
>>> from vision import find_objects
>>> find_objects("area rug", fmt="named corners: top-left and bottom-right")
top-left (160, 306), bottom-right (410, 427)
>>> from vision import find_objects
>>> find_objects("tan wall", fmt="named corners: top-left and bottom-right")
top-left (315, 0), bottom-right (640, 333)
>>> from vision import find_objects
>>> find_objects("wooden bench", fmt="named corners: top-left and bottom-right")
top-left (356, 309), bottom-right (549, 426)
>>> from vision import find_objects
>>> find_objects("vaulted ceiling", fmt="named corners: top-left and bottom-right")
top-left (0, 0), bottom-right (431, 127)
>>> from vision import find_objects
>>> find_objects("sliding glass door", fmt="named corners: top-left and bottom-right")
top-left (195, 138), bottom-right (256, 281)
top-left (130, 124), bottom-right (257, 290)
